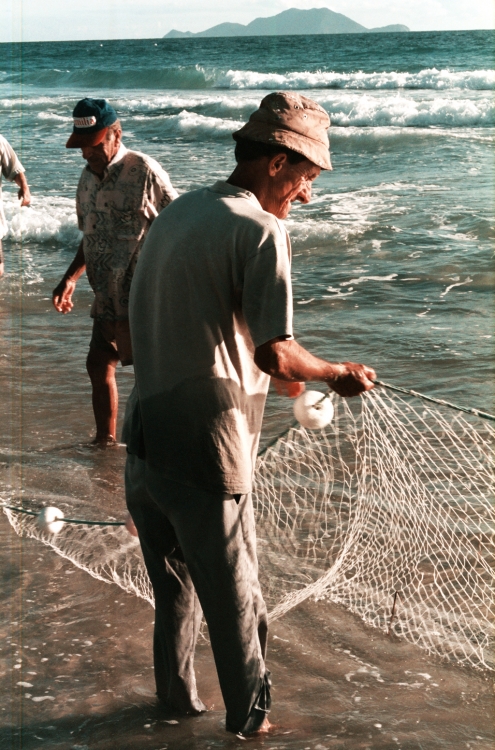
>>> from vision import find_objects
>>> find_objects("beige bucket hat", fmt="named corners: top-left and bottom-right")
top-left (233, 92), bottom-right (332, 170)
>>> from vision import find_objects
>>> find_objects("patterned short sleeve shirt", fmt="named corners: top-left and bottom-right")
top-left (76, 144), bottom-right (178, 320)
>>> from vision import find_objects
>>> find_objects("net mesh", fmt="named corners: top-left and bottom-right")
top-left (3, 387), bottom-right (494, 671)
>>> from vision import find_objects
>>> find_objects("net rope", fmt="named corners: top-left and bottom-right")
top-left (3, 386), bottom-right (494, 671)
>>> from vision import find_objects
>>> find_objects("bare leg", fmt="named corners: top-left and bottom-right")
top-left (0, 262), bottom-right (4, 278)
top-left (86, 348), bottom-right (119, 443)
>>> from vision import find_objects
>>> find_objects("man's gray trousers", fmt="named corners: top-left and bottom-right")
top-left (125, 453), bottom-right (271, 733)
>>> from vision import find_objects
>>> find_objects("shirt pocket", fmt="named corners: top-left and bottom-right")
top-left (96, 189), bottom-right (147, 241)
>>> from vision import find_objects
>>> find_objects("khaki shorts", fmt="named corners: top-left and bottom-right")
top-left (89, 318), bottom-right (133, 366)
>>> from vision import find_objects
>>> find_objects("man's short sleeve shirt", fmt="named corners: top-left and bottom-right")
top-left (76, 144), bottom-right (178, 320)
top-left (126, 181), bottom-right (293, 494)
top-left (0, 135), bottom-right (25, 240)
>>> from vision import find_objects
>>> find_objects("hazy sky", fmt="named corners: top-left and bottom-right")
top-left (2, 0), bottom-right (494, 43)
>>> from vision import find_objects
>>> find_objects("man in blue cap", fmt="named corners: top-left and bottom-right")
top-left (53, 98), bottom-right (178, 445)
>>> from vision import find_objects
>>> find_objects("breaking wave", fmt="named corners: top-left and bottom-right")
top-left (7, 92), bottom-right (493, 131)
top-left (3, 65), bottom-right (494, 92)
top-left (3, 194), bottom-right (81, 245)
top-left (217, 68), bottom-right (495, 91)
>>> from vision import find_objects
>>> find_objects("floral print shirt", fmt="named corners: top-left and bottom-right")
top-left (76, 144), bottom-right (178, 320)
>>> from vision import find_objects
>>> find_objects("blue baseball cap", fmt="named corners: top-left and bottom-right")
top-left (66, 98), bottom-right (118, 148)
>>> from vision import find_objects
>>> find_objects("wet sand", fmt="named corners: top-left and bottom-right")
top-left (2, 514), bottom-right (492, 750)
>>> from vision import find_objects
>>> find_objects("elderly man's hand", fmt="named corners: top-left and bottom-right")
top-left (326, 362), bottom-right (376, 397)
top-left (52, 278), bottom-right (76, 314)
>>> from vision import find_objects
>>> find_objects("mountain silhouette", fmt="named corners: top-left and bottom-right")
top-left (165, 7), bottom-right (409, 38)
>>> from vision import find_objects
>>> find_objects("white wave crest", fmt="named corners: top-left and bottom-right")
top-left (324, 94), bottom-right (494, 128)
top-left (120, 94), bottom-right (495, 130)
top-left (286, 214), bottom-right (373, 248)
top-left (135, 109), bottom-right (245, 138)
top-left (3, 194), bottom-right (80, 244)
top-left (5, 91), bottom-right (494, 131)
top-left (37, 112), bottom-right (72, 122)
top-left (215, 68), bottom-right (495, 91)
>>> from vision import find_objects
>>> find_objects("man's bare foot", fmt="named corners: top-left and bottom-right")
top-left (252, 717), bottom-right (272, 733)
top-left (90, 435), bottom-right (117, 447)
top-left (237, 716), bottom-right (273, 737)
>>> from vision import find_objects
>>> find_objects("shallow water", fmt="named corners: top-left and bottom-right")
top-left (0, 29), bottom-right (494, 748)
top-left (2, 510), bottom-right (493, 750)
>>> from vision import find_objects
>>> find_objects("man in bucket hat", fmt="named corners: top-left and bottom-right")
top-left (124, 92), bottom-right (375, 734)
top-left (52, 98), bottom-right (177, 445)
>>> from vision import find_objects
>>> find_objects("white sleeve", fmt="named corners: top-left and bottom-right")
top-left (0, 136), bottom-right (25, 182)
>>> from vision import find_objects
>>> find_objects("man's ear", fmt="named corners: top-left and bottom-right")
top-left (267, 152), bottom-right (288, 177)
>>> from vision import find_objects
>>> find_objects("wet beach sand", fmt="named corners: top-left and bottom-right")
top-left (2, 510), bottom-right (492, 750)
top-left (1, 279), bottom-right (494, 750)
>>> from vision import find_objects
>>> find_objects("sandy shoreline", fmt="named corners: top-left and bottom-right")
top-left (2, 513), bottom-right (493, 750)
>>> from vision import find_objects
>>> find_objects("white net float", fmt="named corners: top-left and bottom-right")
top-left (293, 390), bottom-right (334, 429)
top-left (37, 506), bottom-right (65, 535)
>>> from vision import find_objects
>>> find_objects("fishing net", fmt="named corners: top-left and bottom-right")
top-left (3, 387), bottom-right (494, 671)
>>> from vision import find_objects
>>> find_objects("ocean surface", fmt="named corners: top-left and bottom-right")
top-left (0, 30), bottom-right (494, 749)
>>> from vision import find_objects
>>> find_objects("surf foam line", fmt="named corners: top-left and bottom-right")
top-left (4, 65), bottom-right (493, 91)
top-left (123, 97), bottom-right (494, 130)
top-left (2, 194), bottom-right (80, 246)
top-left (217, 67), bottom-right (495, 91)
top-left (4, 385), bottom-right (493, 671)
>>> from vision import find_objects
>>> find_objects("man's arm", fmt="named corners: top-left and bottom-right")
top-left (52, 240), bottom-right (86, 314)
top-left (13, 172), bottom-right (31, 207)
top-left (255, 338), bottom-right (375, 397)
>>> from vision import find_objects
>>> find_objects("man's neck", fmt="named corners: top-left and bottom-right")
top-left (89, 142), bottom-right (125, 179)
top-left (227, 163), bottom-right (271, 212)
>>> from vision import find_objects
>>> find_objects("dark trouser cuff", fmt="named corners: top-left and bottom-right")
top-left (226, 671), bottom-right (272, 734)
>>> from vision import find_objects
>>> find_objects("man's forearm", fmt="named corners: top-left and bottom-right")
top-left (254, 338), bottom-right (376, 397)
top-left (63, 239), bottom-right (86, 281)
top-left (14, 172), bottom-right (31, 206)
top-left (255, 339), bottom-right (344, 382)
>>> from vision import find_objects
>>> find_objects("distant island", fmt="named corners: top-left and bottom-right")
top-left (164, 7), bottom-right (410, 39)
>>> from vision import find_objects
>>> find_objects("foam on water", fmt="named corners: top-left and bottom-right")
top-left (2, 65), bottom-right (494, 92)
top-left (327, 93), bottom-right (494, 128)
top-left (3, 194), bottom-right (80, 245)
top-left (126, 96), bottom-right (494, 130)
top-left (6, 90), bottom-right (495, 132)
top-left (132, 109), bottom-right (244, 138)
top-left (217, 67), bottom-right (495, 91)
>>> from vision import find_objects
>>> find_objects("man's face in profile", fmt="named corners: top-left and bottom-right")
top-left (265, 155), bottom-right (321, 219)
